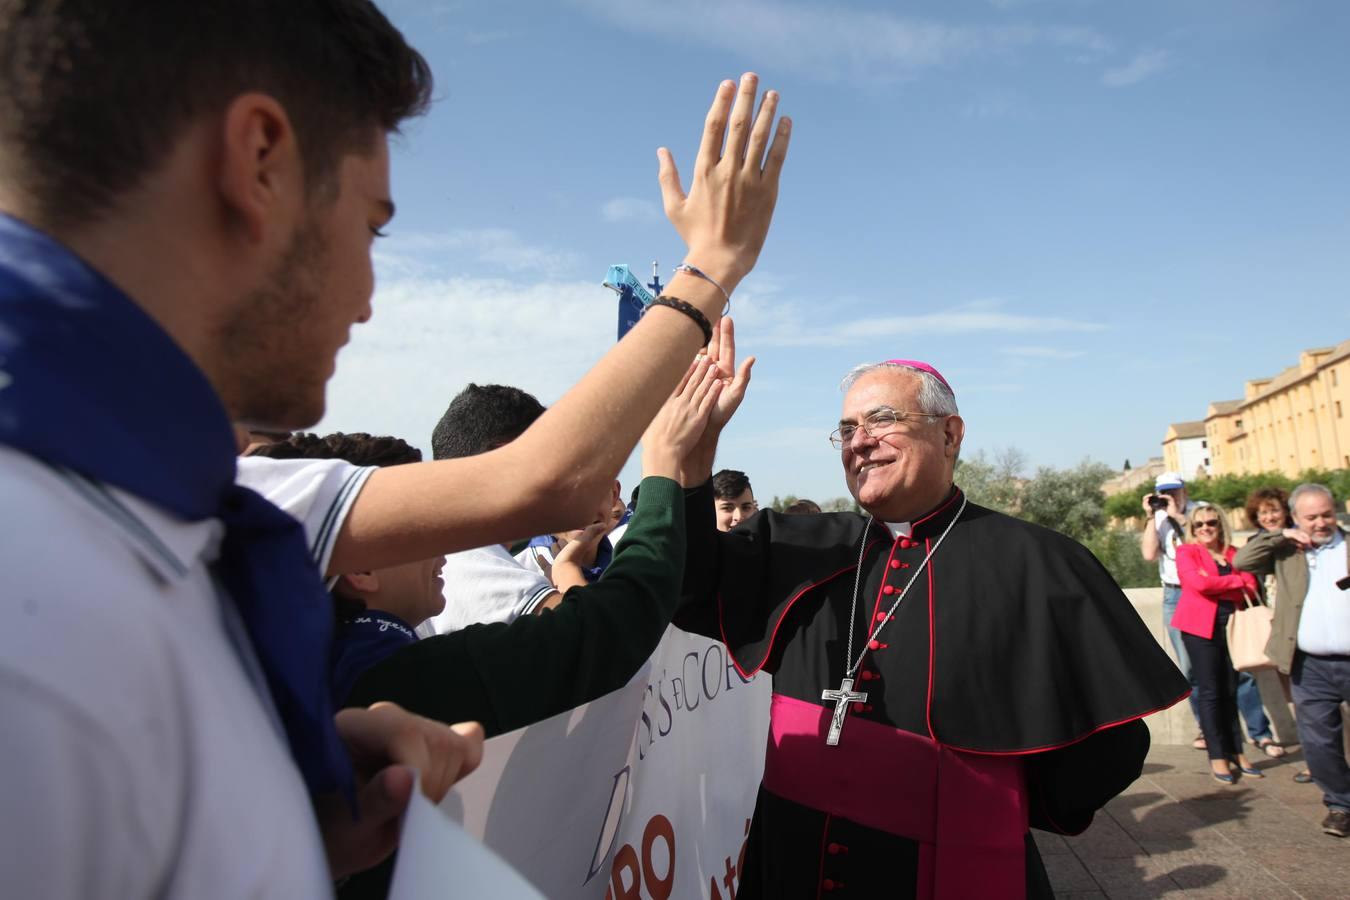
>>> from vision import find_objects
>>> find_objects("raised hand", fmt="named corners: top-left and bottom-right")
top-left (554, 521), bottom-right (610, 569)
top-left (704, 317), bottom-right (754, 431)
top-left (641, 357), bottom-right (724, 480)
top-left (658, 73), bottom-right (791, 291)
top-left (1282, 527), bottom-right (1314, 550)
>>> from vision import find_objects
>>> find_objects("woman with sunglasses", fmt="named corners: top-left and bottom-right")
top-left (1170, 504), bottom-right (1264, 783)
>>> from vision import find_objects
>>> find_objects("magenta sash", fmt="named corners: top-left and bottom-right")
top-left (761, 693), bottom-right (1028, 899)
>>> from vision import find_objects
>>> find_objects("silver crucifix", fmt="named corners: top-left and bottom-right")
top-left (821, 677), bottom-right (868, 746)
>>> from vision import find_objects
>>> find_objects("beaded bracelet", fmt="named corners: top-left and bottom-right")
top-left (644, 295), bottom-right (713, 345)
top-left (673, 263), bottom-right (731, 315)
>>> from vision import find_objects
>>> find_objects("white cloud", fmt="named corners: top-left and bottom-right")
top-left (1102, 48), bottom-right (1170, 87)
top-left (1000, 345), bottom-right (1087, 359)
top-left (373, 229), bottom-right (582, 278)
top-left (569, 0), bottom-right (1111, 82)
top-left (734, 298), bottom-right (1106, 349)
top-left (601, 196), bottom-right (661, 224)
top-left (318, 272), bottom-right (619, 453)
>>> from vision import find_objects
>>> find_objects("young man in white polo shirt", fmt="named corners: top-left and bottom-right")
top-left (0, 2), bottom-right (792, 893)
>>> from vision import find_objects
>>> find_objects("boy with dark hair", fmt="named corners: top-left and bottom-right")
top-left (426, 384), bottom-right (622, 631)
top-left (260, 359), bottom-right (724, 722)
top-left (1, 0), bottom-right (791, 887)
top-left (431, 384), bottom-right (545, 460)
top-left (713, 467), bottom-right (759, 531)
top-left (251, 434), bottom-right (440, 703)
top-left (0, 2), bottom-right (486, 892)
top-left (256, 432), bottom-right (424, 468)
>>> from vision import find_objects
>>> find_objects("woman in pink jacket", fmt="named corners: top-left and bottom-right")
top-left (1170, 504), bottom-right (1263, 783)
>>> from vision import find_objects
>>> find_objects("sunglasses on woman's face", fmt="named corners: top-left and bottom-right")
top-left (1193, 520), bottom-right (1220, 530)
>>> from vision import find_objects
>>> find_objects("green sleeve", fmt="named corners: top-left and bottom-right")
top-left (344, 475), bottom-right (685, 737)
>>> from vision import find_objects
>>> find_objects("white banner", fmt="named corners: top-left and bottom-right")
top-left (393, 626), bottom-right (771, 899)
top-left (602, 628), bottom-right (771, 900)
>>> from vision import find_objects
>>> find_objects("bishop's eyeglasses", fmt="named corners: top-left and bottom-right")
top-left (829, 408), bottom-right (942, 449)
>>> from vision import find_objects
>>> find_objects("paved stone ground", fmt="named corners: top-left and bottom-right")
top-left (1039, 744), bottom-right (1350, 898)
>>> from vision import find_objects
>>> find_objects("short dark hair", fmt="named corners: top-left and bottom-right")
top-left (249, 431), bottom-right (421, 468)
top-left (784, 499), bottom-right (821, 515)
top-left (0, 0), bottom-right (432, 231)
top-left (431, 384), bottom-right (545, 460)
top-left (712, 469), bottom-right (753, 500)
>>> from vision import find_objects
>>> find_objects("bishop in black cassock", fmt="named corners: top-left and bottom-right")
top-left (674, 358), bottom-right (1188, 899)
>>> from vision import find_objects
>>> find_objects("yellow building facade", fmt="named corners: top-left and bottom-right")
top-left (1204, 341), bottom-right (1350, 477)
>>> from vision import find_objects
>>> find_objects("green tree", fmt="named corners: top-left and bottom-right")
top-left (1104, 483), bottom-right (1153, 523)
top-left (1017, 460), bottom-right (1115, 543)
top-left (954, 447), bottom-right (1025, 514)
top-left (1083, 528), bottom-right (1158, 588)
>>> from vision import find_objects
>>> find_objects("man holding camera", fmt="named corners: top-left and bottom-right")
top-left (1141, 472), bottom-right (1277, 755)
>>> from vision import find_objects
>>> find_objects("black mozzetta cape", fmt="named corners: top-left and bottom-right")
top-left (673, 483), bottom-right (1189, 899)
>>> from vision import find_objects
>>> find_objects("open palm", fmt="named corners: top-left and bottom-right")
top-left (705, 317), bottom-right (754, 429)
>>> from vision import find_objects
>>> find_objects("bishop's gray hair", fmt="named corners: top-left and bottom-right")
top-left (840, 362), bottom-right (959, 417)
top-left (1288, 482), bottom-right (1334, 513)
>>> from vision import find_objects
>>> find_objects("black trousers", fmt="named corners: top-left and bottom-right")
top-left (1181, 606), bottom-right (1243, 761)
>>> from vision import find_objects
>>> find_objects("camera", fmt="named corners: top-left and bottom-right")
top-left (1147, 494), bottom-right (1170, 512)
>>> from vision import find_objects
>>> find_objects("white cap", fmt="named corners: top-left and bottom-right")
top-left (1155, 472), bottom-right (1185, 491)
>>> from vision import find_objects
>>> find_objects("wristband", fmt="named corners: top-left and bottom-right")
top-left (673, 263), bottom-right (731, 315)
top-left (644, 295), bottom-right (713, 345)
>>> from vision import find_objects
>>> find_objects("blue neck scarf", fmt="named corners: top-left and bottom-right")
top-left (0, 215), bottom-right (353, 800)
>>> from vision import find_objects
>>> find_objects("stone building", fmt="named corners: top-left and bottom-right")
top-left (1102, 457), bottom-right (1166, 497)
top-left (1203, 341), bottom-right (1350, 476)
top-left (1162, 421), bottom-right (1210, 479)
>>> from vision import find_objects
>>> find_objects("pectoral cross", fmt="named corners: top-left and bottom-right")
top-left (821, 677), bottom-right (868, 746)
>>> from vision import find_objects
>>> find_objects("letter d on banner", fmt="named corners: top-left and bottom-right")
top-left (586, 766), bottom-right (631, 884)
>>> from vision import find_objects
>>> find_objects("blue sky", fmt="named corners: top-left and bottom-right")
top-left (318, 0), bottom-right (1350, 505)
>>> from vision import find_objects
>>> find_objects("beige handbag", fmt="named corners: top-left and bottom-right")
top-left (1226, 591), bottom-right (1276, 672)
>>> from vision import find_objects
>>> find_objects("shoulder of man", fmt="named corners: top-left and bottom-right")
top-left (0, 447), bottom-right (196, 865)
top-left (741, 506), bottom-right (868, 546)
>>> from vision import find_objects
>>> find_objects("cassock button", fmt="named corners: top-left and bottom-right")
top-left (868, 639), bottom-right (881, 651)
top-left (875, 612), bottom-right (887, 623)
top-left (899, 538), bottom-right (914, 549)
top-left (828, 842), bottom-right (842, 855)
top-left (882, 584), bottom-right (896, 596)
top-left (889, 559), bottom-right (902, 570)
top-left (822, 879), bottom-right (836, 891)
